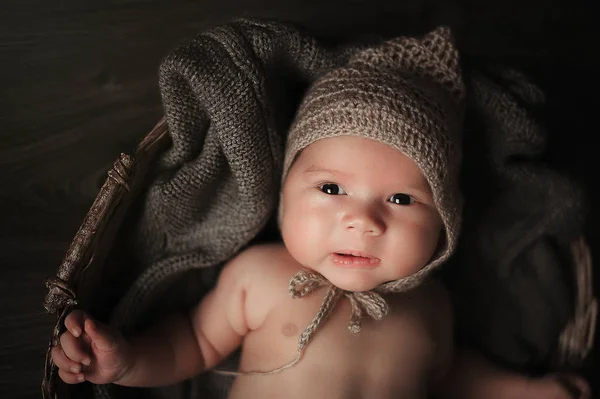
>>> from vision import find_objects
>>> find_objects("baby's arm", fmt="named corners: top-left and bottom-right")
top-left (118, 251), bottom-right (251, 387)
top-left (435, 348), bottom-right (590, 399)
top-left (426, 283), bottom-right (590, 399)
top-left (52, 248), bottom-right (254, 387)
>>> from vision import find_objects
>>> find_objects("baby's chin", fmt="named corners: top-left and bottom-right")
top-left (323, 272), bottom-right (384, 292)
top-left (322, 267), bottom-right (423, 292)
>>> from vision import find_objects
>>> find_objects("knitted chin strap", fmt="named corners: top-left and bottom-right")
top-left (290, 270), bottom-right (389, 334)
top-left (214, 270), bottom-right (388, 376)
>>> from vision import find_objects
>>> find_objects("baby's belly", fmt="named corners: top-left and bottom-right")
top-left (224, 294), bottom-right (432, 399)
top-left (227, 369), bottom-right (362, 399)
top-left (226, 353), bottom-right (427, 399)
top-left (227, 370), bottom-right (423, 399)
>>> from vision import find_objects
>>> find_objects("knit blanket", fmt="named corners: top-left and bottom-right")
top-left (92, 18), bottom-right (589, 399)
top-left (451, 66), bottom-right (589, 372)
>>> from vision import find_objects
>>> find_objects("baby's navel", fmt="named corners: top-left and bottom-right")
top-left (282, 322), bottom-right (299, 337)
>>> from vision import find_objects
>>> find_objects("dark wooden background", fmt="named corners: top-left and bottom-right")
top-left (1, 0), bottom-right (598, 398)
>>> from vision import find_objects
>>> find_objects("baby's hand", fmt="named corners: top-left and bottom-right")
top-left (51, 310), bottom-right (134, 385)
top-left (526, 373), bottom-right (591, 399)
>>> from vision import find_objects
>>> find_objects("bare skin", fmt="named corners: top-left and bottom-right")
top-left (225, 245), bottom-right (450, 399)
top-left (52, 243), bottom-right (447, 396)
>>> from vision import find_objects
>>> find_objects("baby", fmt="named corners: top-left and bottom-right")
top-left (51, 27), bottom-right (590, 399)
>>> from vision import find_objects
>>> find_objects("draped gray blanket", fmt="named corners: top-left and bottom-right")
top-left (451, 67), bottom-right (589, 372)
top-left (92, 18), bottom-right (589, 399)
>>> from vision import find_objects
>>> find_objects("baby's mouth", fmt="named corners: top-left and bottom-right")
top-left (331, 252), bottom-right (381, 266)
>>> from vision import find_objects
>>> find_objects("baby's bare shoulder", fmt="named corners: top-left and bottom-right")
top-left (225, 243), bottom-right (299, 329)
top-left (422, 277), bottom-right (451, 310)
top-left (406, 277), bottom-right (451, 330)
top-left (229, 243), bottom-right (297, 282)
top-left (418, 278), bottom-right (453, 379)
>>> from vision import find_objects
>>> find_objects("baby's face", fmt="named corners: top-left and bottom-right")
top-left (280, 136), bottom-right (443, 292)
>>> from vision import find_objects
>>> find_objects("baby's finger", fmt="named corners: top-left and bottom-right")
top-left (566, 375), bottom-right (590, 399)
top-left (60, 331), bottom-right (91, 366)
top-left (85, 319), bottom-right (119, 352)
top-left (556, 374), bottom-right (591, 399)
top-left (51, 344), bottom-right (83, 374)
top-left (64, 309), bottom-right (89, 338)
top-left (58, 368), bottom-right (85, 384)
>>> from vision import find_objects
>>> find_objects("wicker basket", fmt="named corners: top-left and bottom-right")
top-left (42, 119), bottom-right (170, 399)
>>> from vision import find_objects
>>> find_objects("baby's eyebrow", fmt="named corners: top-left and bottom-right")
top-left (302, 165), bottom-right (348, 177)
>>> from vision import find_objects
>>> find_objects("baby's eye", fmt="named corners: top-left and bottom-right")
top-left (320, 183), bottom-right (346, 195)
top-left (389, 193), bottom-right (415, 205)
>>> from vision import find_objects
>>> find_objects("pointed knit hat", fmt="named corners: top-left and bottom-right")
top-left (282, 26), bottom-right (466, 293)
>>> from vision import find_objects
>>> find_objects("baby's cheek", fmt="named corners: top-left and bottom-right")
top-left (403, 210), bottom-right (442, 247)
top-left (284, 212), bottom-right (325, 264)
top-left (409, 224), bottom-right (443, 265)
top-left (386, 221), bottom-right (440, 266)
top-left (281, 209), bottom-right (311, 259)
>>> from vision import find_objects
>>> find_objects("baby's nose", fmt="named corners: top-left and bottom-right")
top-left (342, 206), bottom-right (385, 236)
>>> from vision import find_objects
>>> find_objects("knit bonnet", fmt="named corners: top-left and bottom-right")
top-left (282, 26), bottom-right (466, 293)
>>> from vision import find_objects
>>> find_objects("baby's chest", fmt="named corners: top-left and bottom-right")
top-left (243, 290), bottom-right (436, 381)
